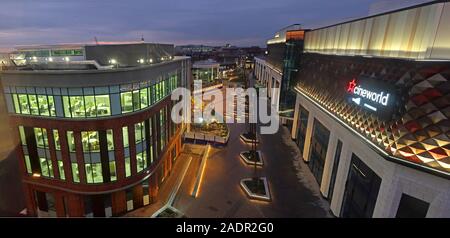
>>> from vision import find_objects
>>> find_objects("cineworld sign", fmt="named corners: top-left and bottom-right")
top-left (346, 76), bottom-right (397, 120)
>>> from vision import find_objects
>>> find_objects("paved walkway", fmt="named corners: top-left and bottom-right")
top-left (172, 123), bottom-right (332, 218)
top-left (124, 144), bottom-right (205, 217)
top-left (0, 151), bottom-right (25, 216)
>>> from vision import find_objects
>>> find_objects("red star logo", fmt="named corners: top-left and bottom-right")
top-left (347, 79), bottom-right (357, 93)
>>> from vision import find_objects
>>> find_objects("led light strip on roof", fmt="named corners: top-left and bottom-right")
top-left (294, 86), bottom-right (450, 178)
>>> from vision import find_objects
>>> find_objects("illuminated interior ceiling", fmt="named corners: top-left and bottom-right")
top-left (296, 53), bottom-right (450, 175)
top-left (304, 1), bottom-right (450, 60)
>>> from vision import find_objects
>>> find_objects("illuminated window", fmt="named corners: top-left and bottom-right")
top-left (12, 94), bottom-right (20, 113)
top-left (53, 129), bottom-right (60, 150)
top-left (120, 92), bottom-right (133, 113)
top-left (34, 128), bottom-right (48, 149)
top-left (84, 95), bottom-right (96, 118)
top-left (71, 162), bottom-right (80, 183)
top-left (109, 160), bottom-right (117, 182)
top-left (95, 95), bottom-right (111, 116)
top-left (37, 95), bottom-right (50, 116)
top-left (66, 131), bottom-right (76, 152)
top-left (107, 129), bottom-right (114, 151)
top-left (18, 94), bottom-right (30, 114)
top-left (48, 96), bottom-right (56, 116)
top-left (70, 96), bottom-right (85, 118)
top-left (18, 126), bottom-right (27, 145)
top-left (81, 131), bottom-right (100, 152)
top-left (58, 161), bottom-right (65, 180)
top-left (39, 157), bottom-right (54, 177)
top-left (125, 157), bottom-right (131, 177)
top-left (132, 90), bottom-right (140, 111)
top-left (136, 152), bottom-right (147, 173)
top-left (28, 95), bottom-right (39, 115)
top-left (122, 126), bottom-right (129, 148)
top-left (140, 88), bottom-right (148, 109)
top-left (81, 131), bottom-right (102, 184)
top-left (63, 96), bottom-right (71, 117)
top-left (135, 122), bottom-right (145, 144)
top-left (24, 155), bottom-right (32, 174)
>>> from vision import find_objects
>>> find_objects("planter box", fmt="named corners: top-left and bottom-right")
top-left (240, 177), bottom-right (271, 202)
top-left (240, 133), bottom-right (259, 143)
top-left (240, 150), bottom-right (263, 166)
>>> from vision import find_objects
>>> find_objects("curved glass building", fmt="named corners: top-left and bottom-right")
top-left (0, 42), bottom-right (191, 217)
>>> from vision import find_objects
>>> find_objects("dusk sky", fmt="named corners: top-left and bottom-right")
top-left (0, 0), bottom-right (398, 50)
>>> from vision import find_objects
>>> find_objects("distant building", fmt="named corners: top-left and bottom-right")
top-left (192, 59), bottom-right (221, 87)
top-left (254, 24), bottom-right (307, 123)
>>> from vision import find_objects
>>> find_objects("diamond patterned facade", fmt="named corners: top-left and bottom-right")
top-left (295, 53), bottom-right (450, 175)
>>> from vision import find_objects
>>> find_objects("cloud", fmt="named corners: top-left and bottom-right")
top-left (0, 0), bottom-right (378, 48)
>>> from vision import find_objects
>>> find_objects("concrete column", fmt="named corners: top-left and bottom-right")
top-left (320, 132), bottom-right (338, 197)
top-left (291, 94), bottom-right (301, 139)
top-left (302, 110), bottom-right (315, 162)
top-left (329, 142), bottom-right (352, 217)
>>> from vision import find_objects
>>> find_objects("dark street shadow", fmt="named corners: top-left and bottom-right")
top-left (0, 148), bottom-right (25, 217)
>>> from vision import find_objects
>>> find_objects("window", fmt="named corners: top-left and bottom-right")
top-left (70, 96), bottom-right (85, 118)
top-left (296, 105), bottom-right (309, 153)
top-left (308, 119), bottom-right (330, 185)
top-left (37, 95), bottom-right (49, 116)
top-left (84, 95), bottom-right (96, 117)
top-left (341, 154), bottom-right (381, 218)
top-left (149, 84), bottom-right (155, 104)
top-left (34, 127), bottom-right (53, 178)
top-left (28, 95), bottom-right (39, 115)
top-left (13, 94), bottom-right (20, 113)
top-left (140, 88), bottom-right (148, 109)
top-left (95, 95), bottom-right (111, 116)
top-left (53, 130), bottom-right (61, 150)
top-left (71, 163), bottom-right (80, 183)
top-left (63, 96), bottom-right (71, 117)
top-left (328, 140), bottom-right (342, 203)
top-left (58, 161), bottom-right (65, 180)
top-left (24, 155), bottom-right (32, 174)
top-left (34, 128), bottom-right (48, 149)
top-left (48, 96), bottom-right (56, 116)
top-left (81, 131), bottom-right (100, 152)
top-left (107, 129), bottom-right (114, 151)
top-left (109, 161), bottom-right (117, 182)
top-left (122, 127), bottom-right (129, 148)
top-left (136, 152), bottom-right (147, 173)
top-left (120, 92), bottom-right (133, 113)
top-left (18, 94), bottom-right (30, 114)
top-left (18, 126), bottom-right (27, 145)
top-left (135, 122), bottom-right (145, 144)
top-left (125, 157), bottom-right (131, 177)
top-left (81, 131), bottom-right (103, 184)
top-left (85, 163), bottom-right (103, 184)
top-left (66, 131), bottom-right (76, 153)
top-left (160, 108), bottom-right (166, 151)
top-left (396, 194), bottom-right (430, 218)
top-left (132, 90), bottom-right (140, 111)
top-left (40, 157), bottom-right (54, 177)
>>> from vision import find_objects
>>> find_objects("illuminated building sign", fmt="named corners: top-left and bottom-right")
top-left (346, 77), bottom-right (397, 120)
